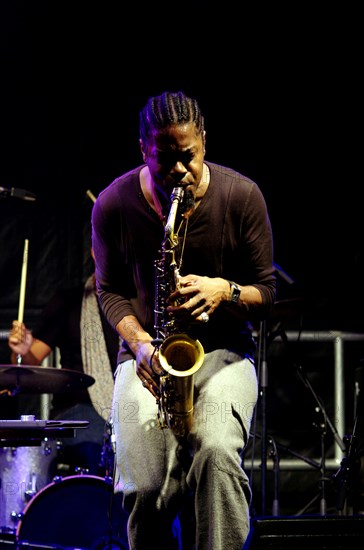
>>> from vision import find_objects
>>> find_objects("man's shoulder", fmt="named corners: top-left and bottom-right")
top-left (208, 161), bottom-right (255, 185)
top-left (110, 165), bottom-right (142, 186)
top-left (98, 166), bottom-right (142, 201)
top-left (93, 166), bottom-right (142, 218)
top-left (208, 162), bottom-right (257, 197)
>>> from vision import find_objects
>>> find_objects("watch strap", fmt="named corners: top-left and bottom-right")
top-left (228, 280), bottom-right (240, 304)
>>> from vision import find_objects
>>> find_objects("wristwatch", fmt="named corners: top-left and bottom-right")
top-left (228, 281), bottom-right (241, 304)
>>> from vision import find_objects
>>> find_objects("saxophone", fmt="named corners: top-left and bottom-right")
top-left (153, 187), bottom-right (204, 438)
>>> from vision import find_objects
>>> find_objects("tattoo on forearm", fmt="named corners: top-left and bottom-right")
top-left (121, 318), bottom-right (142, 342)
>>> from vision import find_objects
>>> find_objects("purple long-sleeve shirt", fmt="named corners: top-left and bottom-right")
top-left (92, 161), bottom-right (276, 363)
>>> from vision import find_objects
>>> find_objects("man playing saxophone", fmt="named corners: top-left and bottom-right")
top-left (91, 91), bottom-right (276, 550)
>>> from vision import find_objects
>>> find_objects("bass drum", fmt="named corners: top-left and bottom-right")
top-left (16, 475), bottom-right (129, 550)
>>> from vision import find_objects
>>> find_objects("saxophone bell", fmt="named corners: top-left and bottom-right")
top-left (158, 333), bottom-right (204, 437)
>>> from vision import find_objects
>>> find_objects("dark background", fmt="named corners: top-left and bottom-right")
top-left (1, 1), bottom-right (363, 516)
top-left (1, 1), bottom-right (362, 329)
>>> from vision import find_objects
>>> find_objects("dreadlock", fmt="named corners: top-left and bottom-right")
top-left (139, 91), bottom-right (205, 143)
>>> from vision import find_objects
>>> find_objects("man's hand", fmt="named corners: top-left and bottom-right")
top-left (167, 275), bottom-right (230, 322)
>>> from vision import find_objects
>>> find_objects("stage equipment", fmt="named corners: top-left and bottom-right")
top-left (244, 515), bottom-right (364, 549)
top-left (0, 417), bottom-right (89, 536)
top-left (16, 474), bottom-right (128, 549)
top-left (0, 365), bottom-right (94, 396)
top-left (0, 439), bottom-right (58, 533)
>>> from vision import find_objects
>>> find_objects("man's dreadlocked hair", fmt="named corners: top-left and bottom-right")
top-left (139, 91), bottom-right (205, 143)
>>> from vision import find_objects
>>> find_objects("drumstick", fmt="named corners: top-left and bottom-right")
top-left (86, 189), bottom-right (97, 204)
top-left (16, 239), bottom-right (29, 365)
top-left (18, 239), bottom-right (29, 323)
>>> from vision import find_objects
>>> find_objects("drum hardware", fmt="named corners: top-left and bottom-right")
top-left (0, 418), bottom-right (90, 446)
top-left (0, 438), bottom-right (58, 533)
top-left (74, 466), bottom-right (90, 475)
top-left (52, 459), bottom-right (86, 478)
top-left (0, 415), bottom-right (91, 533)
top-left (0, 364), bottom-right (95, 396)
top-left (99, 420), bottom-right (115, 478)
top-left (0, 531), bottom-right (16, 547)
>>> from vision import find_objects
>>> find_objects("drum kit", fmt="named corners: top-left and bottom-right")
top-left (0, 366), bottom-right (128, 549)
top-left (0, 236), bottom-right (128, 548)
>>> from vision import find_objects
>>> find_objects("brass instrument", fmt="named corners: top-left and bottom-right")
top-left (153, 187), bottom-right (204, 438)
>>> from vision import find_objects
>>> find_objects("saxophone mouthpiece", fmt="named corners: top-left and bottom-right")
top-left (165, 187), bottom-right (184, 236)
top-left (171, 186), bottom-right (184, 202)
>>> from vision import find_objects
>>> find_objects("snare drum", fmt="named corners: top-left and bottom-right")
top-left (16, 474), bottom-right (129, 549)
top-left (0, 439), bottom-right (57, 533)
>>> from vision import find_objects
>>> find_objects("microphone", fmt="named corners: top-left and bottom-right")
top-left (0, 186), bottom-right (36, 201)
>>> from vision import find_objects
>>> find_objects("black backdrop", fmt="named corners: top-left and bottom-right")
top-left (1, 1), bottom-right (362, 332)
top-left (0, 1), bottom-right (363, 516)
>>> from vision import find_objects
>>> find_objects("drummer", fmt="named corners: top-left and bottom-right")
top-left (7, 253), bottom-right (119, 478)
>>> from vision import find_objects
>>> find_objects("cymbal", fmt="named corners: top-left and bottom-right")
top-left (0, 365), bottom-right (95, 395)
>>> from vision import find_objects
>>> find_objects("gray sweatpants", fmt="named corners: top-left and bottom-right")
top-left (111, 348), bottom-right (258, 550)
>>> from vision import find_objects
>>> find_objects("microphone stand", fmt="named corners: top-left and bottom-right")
top-left (259, 319), bottom-right (268, 516)
top-left (255, 261), bottom-right (295, 516)
top-left (269, 436), bottom-right (280, 516)
top-left (296, 364), bottom-right (346, 515)
top-left (333, 375), bottom-right (363, 515)
top-left (0, 186), bottom-right (36, 201)
top-left (247, 430), bottom-right (322, 517)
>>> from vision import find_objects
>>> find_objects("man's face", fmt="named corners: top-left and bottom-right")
top-left (141, 123), bottom-right (205, 208)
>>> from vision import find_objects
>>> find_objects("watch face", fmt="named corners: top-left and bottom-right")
top-left (231, 283), bottom-right (240, 303)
